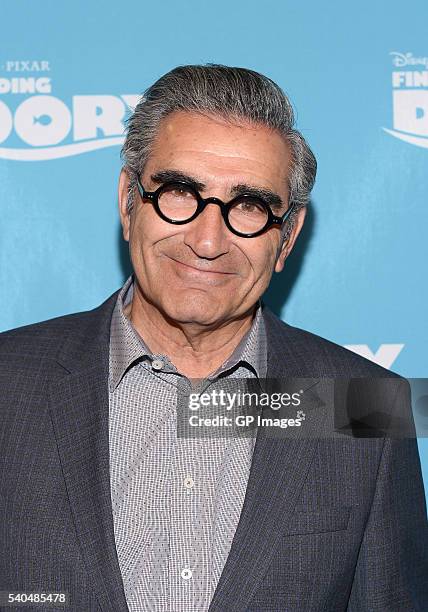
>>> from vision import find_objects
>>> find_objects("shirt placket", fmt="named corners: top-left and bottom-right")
top-left (167, 378), bottom-right (224, 612)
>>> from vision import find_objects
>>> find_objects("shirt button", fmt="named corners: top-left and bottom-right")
top-left (152, 359), bottom-right (164, 371)
top-left (181, 568), bottom-right (192, 580)
top-left (183, 476), bottom-right (194, 489)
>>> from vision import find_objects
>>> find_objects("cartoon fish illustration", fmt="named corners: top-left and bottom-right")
top-left (33, 115), bottom-right (52, 126)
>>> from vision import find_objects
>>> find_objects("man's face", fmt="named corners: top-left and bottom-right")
top-left (119, 111), bottom-right (305, 327)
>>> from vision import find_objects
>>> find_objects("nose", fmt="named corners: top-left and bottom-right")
top-left (183, 201), bottom-right (231, 259)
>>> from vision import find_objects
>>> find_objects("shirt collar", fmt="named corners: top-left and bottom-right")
top-left (109, 274), bottom-right (267, 391)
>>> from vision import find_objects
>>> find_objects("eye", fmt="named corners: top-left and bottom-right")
top-left (233, 200), bottom-right (266, 215)
top-left (158, 184), bottom-right (198, 217)
top-left (238, 202), bottom-right (255, 212)
top-left (172, 187), bottom-right (193, 198)
top-left (161, 184), bottom-right (195, 200)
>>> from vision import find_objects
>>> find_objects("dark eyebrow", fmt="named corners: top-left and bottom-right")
top-left (150, 169), bottom-right (285, 211)
top-left (150, 170), bottom-right (205, 192)
top-left (230, 184), bottom-right (284, 211)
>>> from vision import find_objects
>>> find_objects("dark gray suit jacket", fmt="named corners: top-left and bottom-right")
top-left (1, 289), bottom-right (427, 611)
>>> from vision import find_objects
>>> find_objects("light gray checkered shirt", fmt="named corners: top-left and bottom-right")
top-left (108, 275), bottom-right (267, 612)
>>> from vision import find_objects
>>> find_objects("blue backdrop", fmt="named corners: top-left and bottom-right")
top-left (1, 0), bottom-right (427, 503)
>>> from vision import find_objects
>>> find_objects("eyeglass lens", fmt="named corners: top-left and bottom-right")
top-left (157, 184), bottom-right (269, 234)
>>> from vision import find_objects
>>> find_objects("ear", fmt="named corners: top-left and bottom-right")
top-left (118, 168), bottom-right (131, 242)
top-left (274, 206), bottom-right (306, 273)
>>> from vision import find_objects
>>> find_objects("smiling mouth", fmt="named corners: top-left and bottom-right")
top-left (168, 256), bottom-right (235, 275)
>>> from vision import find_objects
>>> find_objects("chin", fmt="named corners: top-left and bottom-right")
top-left (162, 300), bottom-right (225, 327)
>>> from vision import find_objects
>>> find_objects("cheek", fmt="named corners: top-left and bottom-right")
top-left (127, 215), bottom-right (155, 274)
top-left (244, 240), bottom-right (278, 278)
top-left (129, 210), bottom-right (161, 253)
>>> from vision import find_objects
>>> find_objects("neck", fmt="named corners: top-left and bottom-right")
top-left (126, 285), bottom-right (256, 379)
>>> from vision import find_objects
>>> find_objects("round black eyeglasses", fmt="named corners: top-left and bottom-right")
top-left (136, 178), bottom-right (294, 238)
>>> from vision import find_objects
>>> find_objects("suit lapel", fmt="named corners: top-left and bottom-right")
top-left (48, 291), bottom-right (129, 612)
top-left (209, 306), bottom-right (330, 612)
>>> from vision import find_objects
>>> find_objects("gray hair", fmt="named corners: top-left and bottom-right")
top-left (121, 64), bottom-right (316, 241)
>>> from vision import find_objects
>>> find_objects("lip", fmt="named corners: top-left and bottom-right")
top-left (168, 256), bottom-right (234, 275)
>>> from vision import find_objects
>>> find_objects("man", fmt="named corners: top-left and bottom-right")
top-left (0, 64), bottom-right (427, 612)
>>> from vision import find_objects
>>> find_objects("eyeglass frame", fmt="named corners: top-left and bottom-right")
top-left (136, 177), bottom-right (295, 238)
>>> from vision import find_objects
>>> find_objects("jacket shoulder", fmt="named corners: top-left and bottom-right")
top-left (263, 307), bottom-right (400, 378)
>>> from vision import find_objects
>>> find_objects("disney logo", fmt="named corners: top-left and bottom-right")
top-left (390, 52), bottom-right (428, 68)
